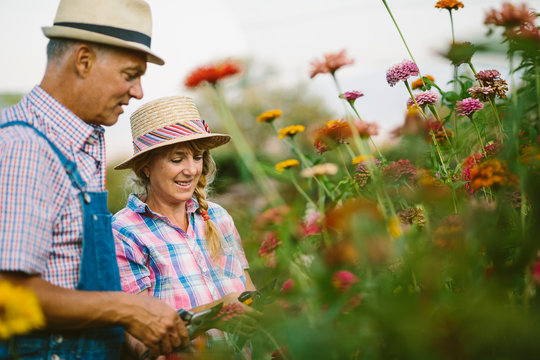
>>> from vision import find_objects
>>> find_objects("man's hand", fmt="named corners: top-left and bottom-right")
top-left (118, 293), bottom-right (189, 357)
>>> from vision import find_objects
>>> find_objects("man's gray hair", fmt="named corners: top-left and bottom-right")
top-left (46, 38), bottom-right (106, 63)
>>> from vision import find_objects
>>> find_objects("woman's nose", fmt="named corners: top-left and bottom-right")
top-left (182, 158), bottom-right (198, 175)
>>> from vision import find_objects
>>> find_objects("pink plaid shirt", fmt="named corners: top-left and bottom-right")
top-left (113, 194), bottom-right (249, 310)
top-left (0, 86), bottom-right (106, 288)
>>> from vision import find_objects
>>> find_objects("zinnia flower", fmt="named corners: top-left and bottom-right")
top-left (411, 75), bottom-right (435, 90)
top-left (184, 61), bottom-right (241, 88)
top-left (386, 60), bottom-right (419, 87)
top-left (485, 3), bottom-right (536, 29)
top-left (313, 119), bottom-right (352, 153)
top-left (475, 70), bottom-right (508, 99)
top-left (259, 231), bottom-right (282, 257)
top-left (301, 163), bottom-right (339, 177)
top-left (398, 207), bottom-right (426, 229)
top-left (339, 91), bottom-right (364, 103)
top-left (469, 159), bottom-right (516, 189)
top-left (309, 49), bottom-right (354, 78)
top-left (382, 159), bottom-right (417, 182)
top-left (407, 90), bottom-right (438, 108)
top-left (435, 0), bottom-right (464, 11)
top-left (278, 125), bottom-right (305, 139)
top-left (282, 279), bottom-right (295, 293)
top-left (331, 270), bottom-right (359, 292)
top-left (426, 119), bottom-right (454, 144)
top-left (275, 159), bottom-right (300, 174)
top-left (257, 109), bottom-right (283, 123)
top-left (468, 86), bottom-right (495, 101)
top-left (356, 120), bottom-right (379, 138)
top-left (214, 303), bottom-right (245, 322)
top-left (455, 98), bottom-right (484, 116)
top-left (0, 281), bottom-right (45, 339)
top-left (432, 215), bottom-right (463, 249)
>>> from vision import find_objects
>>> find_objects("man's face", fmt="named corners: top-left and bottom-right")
top-left (82, 47), bottom-right (147, 126)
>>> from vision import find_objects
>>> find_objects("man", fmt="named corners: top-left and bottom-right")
top-left (0, 0), bottom-right (189, 359)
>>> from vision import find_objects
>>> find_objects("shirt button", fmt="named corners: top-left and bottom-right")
top-left (53, 334), bottom-right (63, 343)
top-left (51, 355), bottom-right (61, 360)
top-left (87, 137), bottom-right (96, 145)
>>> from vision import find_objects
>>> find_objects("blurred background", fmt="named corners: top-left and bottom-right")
top-left (0, 0), bottom-right (520, 212)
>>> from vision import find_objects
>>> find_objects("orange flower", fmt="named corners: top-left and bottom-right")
top-left (469, 159), bottom-right (517, 190)
top-left (185, 61), bottom-right (241, 88)
top-left (309, 49), bottom-right (354, 79)
top-left (411, 75), bottom-right (435, 90)
top-left (435, 0), bottom-right (464, 11)
top-left (314, 119), bottom-right (352, 153)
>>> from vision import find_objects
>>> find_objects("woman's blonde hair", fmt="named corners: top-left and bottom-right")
top-left (128, 140), bottom-right (223, 259)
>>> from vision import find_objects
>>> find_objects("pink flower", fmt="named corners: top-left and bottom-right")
top-left (282, 279), bottom-right (295, 293)
top-left (455, 98), bottom-right (484, 116)
top-left (383, 159), bottom-right (417, 182)
top-left (476, 69), bottom-right (501, 82)
top-left (214, 303), bottom-right (245, 322)
top-left (309, 49), bottom-right (354, 78)
top-left (258, 232), bottom-right (281, 257)
top-left (484, 3), bottom-right (536, 29)
top-left (302, 211), bottom-right (321, 236)
top-left (332, 270), bottom-right (359, 292)
top-left (406, 91), bottom-right (438, 108)
top-left (356, 120), bottom-right (379, 138)
top-left (386, 60), bottom-right (419, 87)
top-left (339, 91), bottom-right (364, 103)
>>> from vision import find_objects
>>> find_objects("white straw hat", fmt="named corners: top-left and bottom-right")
top-left (42, 0), bottom-right (164, 65)
top-left (115, 96), bottom-right (231, 170)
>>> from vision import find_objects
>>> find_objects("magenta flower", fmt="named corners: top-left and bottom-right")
top-left (282, 279), bottom-right (295, 293)
top-left (386, 60), bottom-right (419, 87)
top-left (455, 98), bottom-right (484, 116)
top-left (258, 231), bottom-right (281, 257)
top-left (339, 91), bottom-right (364, 103)
top-left (406, 91), bottom-right (438, 108)
top-left (332, 270), bottom-right (359, 292)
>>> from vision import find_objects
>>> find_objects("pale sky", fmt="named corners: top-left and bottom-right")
top-left (0, 0), bottom-right (532, 162)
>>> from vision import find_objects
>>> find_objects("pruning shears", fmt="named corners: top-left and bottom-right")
top-left (237, 278), bottom-right (279, 310)
top-left (140, 303), bottom-right (223, 360)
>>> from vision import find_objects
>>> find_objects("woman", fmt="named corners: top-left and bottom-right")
top-left (112, 96), bottom-right (257, 359)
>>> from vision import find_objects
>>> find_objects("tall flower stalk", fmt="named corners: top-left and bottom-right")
top-left (211, 85), bottom-right (283, 206)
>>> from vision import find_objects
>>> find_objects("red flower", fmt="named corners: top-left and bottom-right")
top-left (213, 303), bottom-right (245, 322)
top-left (185, 61), bottom-right (241, 88)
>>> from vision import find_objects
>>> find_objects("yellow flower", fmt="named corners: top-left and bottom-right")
top-left (257, 109), bottom-right (283, 123)
top-left (275, 159), bottom-right (300, 174)
top-left (435, 0), bottom-right (464, 10)
top-left (278, 125), bottom-right (305, 139)
top-left (301, 163), bottom-right (338, 177)
top-left (387, 217), bottom-right (402, 239)
top-left (0, 281), bottom-right (45, 339)
top-left (352, 155), bottom-right (374, 164)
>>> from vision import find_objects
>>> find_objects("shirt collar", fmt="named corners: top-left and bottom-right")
top-left (28, 86), bottom-right (104, 151)
top-left (127, 194), bottom-right (200, 215)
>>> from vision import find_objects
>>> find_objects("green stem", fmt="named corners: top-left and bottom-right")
top-left (290, 172), bottom-right (316, 207)
top-left (469, 115), bottom-right (487, 155)
top-left (381, 0), bottom-right (423, 79)
top-left (535, 58), bottom-right (540, 119)
top-left (336, 145), bottom-right (354, 182)
top-left (349, 102), bottom-right (385, 160)
top-left (212, 85), bottom-right (283, 206)
top-left (430, 131), bottom-right (449, 176)
top-left (448, 10), bottom-right (456, 45)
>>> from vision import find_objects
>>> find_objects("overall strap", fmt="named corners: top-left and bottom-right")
top-left (0, 121), bottom-right (87, 193)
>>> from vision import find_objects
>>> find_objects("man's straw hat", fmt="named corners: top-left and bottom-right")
top-left (42, 0), bottom-right (164, 65)
top-left (115, 96), bottom-right (231, 170)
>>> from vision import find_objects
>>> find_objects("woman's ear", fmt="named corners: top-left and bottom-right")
top-left (143, 166), bottom-right (150, 179)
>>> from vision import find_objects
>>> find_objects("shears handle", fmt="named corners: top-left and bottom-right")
top-left (238, 290), bottom-right (257, 305)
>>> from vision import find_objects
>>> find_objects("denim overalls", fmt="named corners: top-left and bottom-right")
top-left (0, 122), bottom-right (124, 359)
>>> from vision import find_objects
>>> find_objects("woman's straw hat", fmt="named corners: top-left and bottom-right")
top-left (42, 0), bottom-right (164, 65)
top-left (115, 96), bottom-right (231, 170)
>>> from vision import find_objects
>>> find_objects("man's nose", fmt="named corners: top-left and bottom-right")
top-left (129, 79), bottom-right (143, 100)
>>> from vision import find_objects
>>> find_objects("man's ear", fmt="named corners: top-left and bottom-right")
top-left (73, 44), bottom-right (97, 78)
